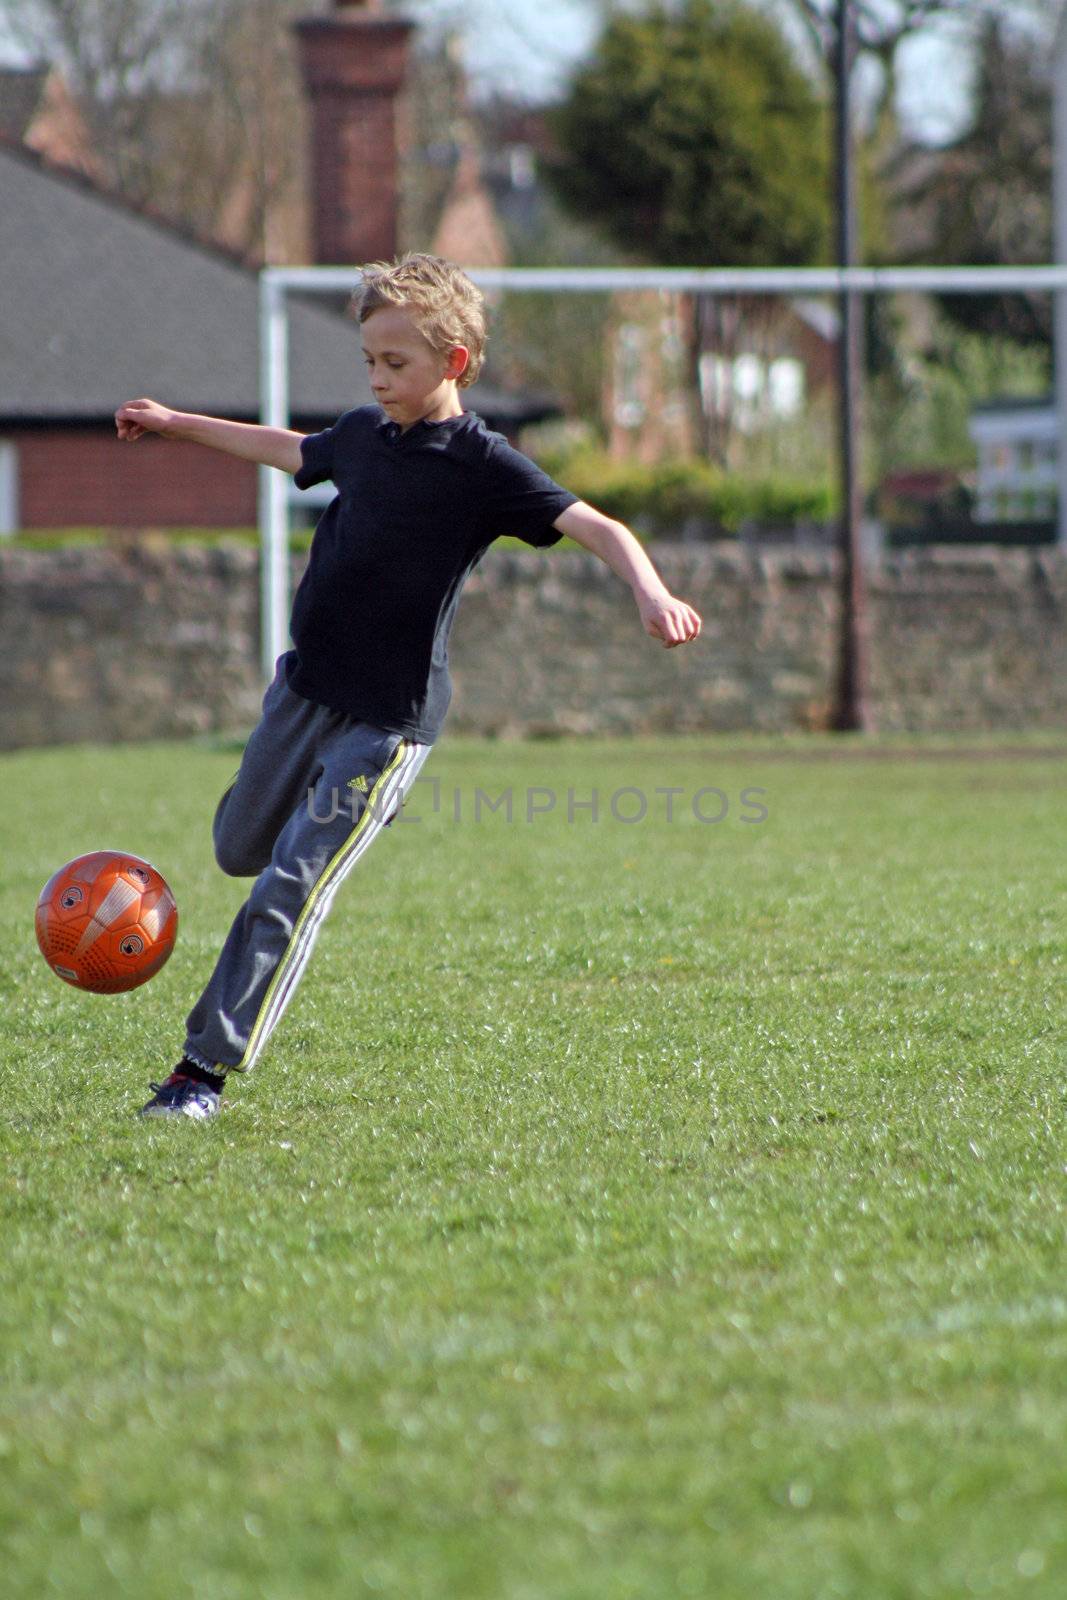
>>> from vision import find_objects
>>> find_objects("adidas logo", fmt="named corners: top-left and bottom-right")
top-left (348, 774), bottom-right (370, 795)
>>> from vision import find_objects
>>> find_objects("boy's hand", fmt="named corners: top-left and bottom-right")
top-left (115, 398), bottom-right (179, 441)
top-left (636, 587), bottom-right (703, 648)
top-left (552, 504), bottom-right (703, 648)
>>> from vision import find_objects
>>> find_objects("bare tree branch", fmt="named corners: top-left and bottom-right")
top-left (0, 0), bottom-right (320, 261)
top-left (789, 0), bottom-right (836, 57)
top-left (778, 0), bottom-right (971, 62)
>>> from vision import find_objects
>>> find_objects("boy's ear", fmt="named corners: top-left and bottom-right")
top-left (445, 345), bottom-right (470, 382)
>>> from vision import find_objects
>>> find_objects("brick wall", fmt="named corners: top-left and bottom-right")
top-left (309, 90), bottom-right (401, 266)
top-left (1, 541), bottom-right (1064, 750)
top-left (295, 7), bottom-right (414, 266)
top-left (15, 430), bottom-right (257, 528)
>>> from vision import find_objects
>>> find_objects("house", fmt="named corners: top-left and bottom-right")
top-left (605, 293), bottom-right (838, 465)
top-left (0, 0), bottom-right (560, 532)
top-left (472, 95), bottom-right (842, 464)
top-left (0, 60), bottom-right (99, 177)
top-left (698, 298), bottom-right (837, 433)
top-left (606, 292), bottom-right (693, 462)
top-left (968, 398), bottom-right (1058, 524)
top-left (0, 133), bottom-right (382, 530)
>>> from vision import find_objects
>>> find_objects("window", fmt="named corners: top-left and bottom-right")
top-left (614, 324), bottom-right (646, 429)
top-left (768, 359), bottom-right (804, 418)
top-left (0, 441), bottom-right (18, 536)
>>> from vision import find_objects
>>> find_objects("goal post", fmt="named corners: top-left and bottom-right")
top-left (258, 270), bottom-right (292, 683)
top-left (259, 262), bottom-right (1067, 681)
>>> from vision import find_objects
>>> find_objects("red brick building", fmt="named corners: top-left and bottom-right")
top-left (0, 129), bottom-right (381, 530)
top-left (0, 0), bottom-right (555, 532)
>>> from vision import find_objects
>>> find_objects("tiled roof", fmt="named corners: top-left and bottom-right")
top-left (0, 136), bottom-right (374, 422)
top-left (0, 136), bottom-right (554, 428)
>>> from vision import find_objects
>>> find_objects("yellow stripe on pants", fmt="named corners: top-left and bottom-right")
top-left (234, 738), bottom-right (410, 1072)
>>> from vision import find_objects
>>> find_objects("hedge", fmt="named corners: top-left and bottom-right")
top-left (10, 456), bottom-right (835, 548)
top-left (537, 450), bottom-right (835, 538)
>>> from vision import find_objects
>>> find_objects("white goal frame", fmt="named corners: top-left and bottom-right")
top-left (259, 263), bottom-right (1067, 680)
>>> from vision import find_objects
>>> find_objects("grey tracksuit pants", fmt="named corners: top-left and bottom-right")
top-left (183, 659), bottom-right (431, 1075)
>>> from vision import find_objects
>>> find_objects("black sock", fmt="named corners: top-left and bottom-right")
top-left (181, 1059), bottom-right (226, 1094)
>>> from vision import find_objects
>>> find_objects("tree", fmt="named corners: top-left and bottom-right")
top-left (1, 0), bottom-right (202, 188)
top-left (545, 0), bottom-right (831, 459)
top-left (892, 14), bottom-right (1053, 347)
top-left (777, 0), bottom-right (979, 136)
top-left (546, 0), bottom-right (829, 268)
top-left (0, 0), bottom-right (314, 264)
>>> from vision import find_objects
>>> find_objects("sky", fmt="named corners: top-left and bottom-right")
top-left (0, 0), bottom-right (977, 144)
top-left (402, 0), bottom-right (975, 143)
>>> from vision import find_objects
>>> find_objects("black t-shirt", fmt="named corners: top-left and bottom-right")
top-left (288, 405), bottom-right (578, 743)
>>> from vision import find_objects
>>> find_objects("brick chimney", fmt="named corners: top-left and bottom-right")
top-left (294, 0), bottom-right (415, 266)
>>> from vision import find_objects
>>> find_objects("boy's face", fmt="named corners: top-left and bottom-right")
top-left (361, 305), bottom-right (468, 430)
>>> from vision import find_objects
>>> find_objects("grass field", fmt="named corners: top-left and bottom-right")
top-left (2, 732), bottom-right (1066, 1599)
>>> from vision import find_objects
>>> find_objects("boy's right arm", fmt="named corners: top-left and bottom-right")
top-left (115, 397), bottom-right (304, 475)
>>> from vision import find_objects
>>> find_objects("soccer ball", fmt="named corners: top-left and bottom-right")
top-left (35, 850), bottom-right (178, 993)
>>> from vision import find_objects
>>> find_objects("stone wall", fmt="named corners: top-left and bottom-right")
top-left (1, 539), bottom-right (1065, 749)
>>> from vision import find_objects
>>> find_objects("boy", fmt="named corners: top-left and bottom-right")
top-left (116, 253), bottom-right (702, 1120)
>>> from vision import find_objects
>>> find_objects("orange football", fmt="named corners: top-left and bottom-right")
top-left (35, 851), bottom-right (178, 994)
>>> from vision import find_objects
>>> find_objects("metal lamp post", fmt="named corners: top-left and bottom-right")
top-left (831, 0), bottom-right (872, 731)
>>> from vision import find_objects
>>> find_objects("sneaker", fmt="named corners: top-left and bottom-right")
top-left (139, 1067), bottom-right (221, 1120)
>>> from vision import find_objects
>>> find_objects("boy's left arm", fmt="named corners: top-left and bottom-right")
top-left (553, 501), bottom-right (702, 649)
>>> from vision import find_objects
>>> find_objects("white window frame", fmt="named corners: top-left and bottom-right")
top-left (0, 440), bottom-right (18, 537)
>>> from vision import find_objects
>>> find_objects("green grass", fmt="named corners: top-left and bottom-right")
top-left (7, 527), bottom-right (316, 552)
top-left (6, 529), bottom-right (593, 554)
top-left (2, 733), bottom-right (1066, 1599)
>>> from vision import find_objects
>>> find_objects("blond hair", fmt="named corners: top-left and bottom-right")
top-left (352, 253), bottom-right (487, 388)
